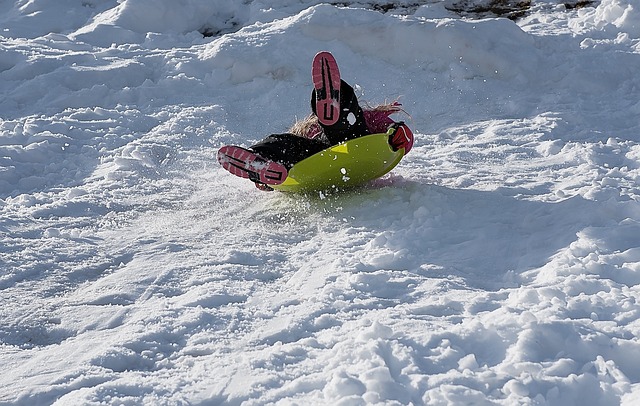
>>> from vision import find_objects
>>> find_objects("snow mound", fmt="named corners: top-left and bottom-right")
top-left (570, 0), bottom-right (640, 38)
top-left (1, 0), bottom-right (640, 405)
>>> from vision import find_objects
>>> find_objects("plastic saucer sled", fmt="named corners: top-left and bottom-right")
top-left (271, 127), bottom-right (405, 193)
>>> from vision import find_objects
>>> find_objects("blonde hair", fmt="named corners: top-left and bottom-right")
top-left (288, 101), bottom-right (405, 137)
top-left (364, 101), bottom-right (405, 114)
top-left (289, 114), bottom-right (319, 137)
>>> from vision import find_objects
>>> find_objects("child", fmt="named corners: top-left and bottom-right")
top-left (217, 51), bottom-right (413, 190)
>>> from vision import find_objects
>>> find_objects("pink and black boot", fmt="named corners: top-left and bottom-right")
top-left (312, 51), bottom-right (341, 126)
top-left (217, 145), bottom-right (288, 190)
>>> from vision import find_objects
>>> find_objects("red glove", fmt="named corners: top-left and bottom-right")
top-left (388, 122), bottom-right (414, 154)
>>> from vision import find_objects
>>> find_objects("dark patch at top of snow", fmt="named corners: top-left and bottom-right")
top-left (445, 0), bottom-right (533, 20)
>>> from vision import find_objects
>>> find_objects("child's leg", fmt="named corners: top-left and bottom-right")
top-left (311, 80), bottom-right (369, 145)
top-left (218, 133), bottom-right (329, 187)
top-left (250, 133), bottom-right (330, 169)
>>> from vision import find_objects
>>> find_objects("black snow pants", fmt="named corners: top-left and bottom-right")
top-left (250, 80), bottom-right (369, 169)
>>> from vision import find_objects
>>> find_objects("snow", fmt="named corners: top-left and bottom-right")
top-left (1, 0), bottom-right (640, 404)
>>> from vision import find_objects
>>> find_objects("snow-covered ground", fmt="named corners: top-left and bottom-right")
top-left (2, 0), bottom-right (640, 404)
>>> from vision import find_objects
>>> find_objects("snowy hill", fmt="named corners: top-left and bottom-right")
top-left (1, 0), bottom-right (640, 404)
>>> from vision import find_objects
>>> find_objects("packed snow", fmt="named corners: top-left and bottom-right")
top-left (1, 0), bottom-right (640, 404)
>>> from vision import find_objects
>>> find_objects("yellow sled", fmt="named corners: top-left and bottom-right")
top-left (271, 127), bottom-right (405, 193)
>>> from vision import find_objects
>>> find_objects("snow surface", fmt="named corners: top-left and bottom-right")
top-left (1, 0), bottom-right (640, 404)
